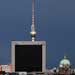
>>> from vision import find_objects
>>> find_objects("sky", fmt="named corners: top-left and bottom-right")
top-left (0, 0), bottom-right (75, 69)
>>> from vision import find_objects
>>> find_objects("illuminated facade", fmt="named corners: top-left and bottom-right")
top-left (0, 64), bottom-right (12, 73)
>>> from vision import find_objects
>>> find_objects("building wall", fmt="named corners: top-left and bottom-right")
top-left (0, 64), bottom-right (12, 72)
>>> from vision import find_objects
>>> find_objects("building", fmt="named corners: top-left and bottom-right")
top-left (47, 56), bottom-right (75, 75)
top-left (0, 64), bottom-right (12, 73)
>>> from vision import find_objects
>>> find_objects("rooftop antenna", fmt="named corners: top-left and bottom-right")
top-left (30, 0), bottom-right (36, 42)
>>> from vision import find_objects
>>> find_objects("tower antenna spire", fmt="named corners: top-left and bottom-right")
top-left (30, 0), bottom-right (36, 42)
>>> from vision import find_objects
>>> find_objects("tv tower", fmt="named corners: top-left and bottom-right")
top-left (30, 0), bottom-right (36, 42)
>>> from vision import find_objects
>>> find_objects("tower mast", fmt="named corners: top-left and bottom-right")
top-left (30, 0), bottom-right (36, 42)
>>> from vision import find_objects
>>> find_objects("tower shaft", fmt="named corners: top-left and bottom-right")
top-left (32, 0), bottom-right (35, 29)
top-left (30, 0), bottom-right (36, 42)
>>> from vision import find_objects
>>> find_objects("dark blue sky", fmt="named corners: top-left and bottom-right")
top-left (0, 0), bottom-right (75, 69)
